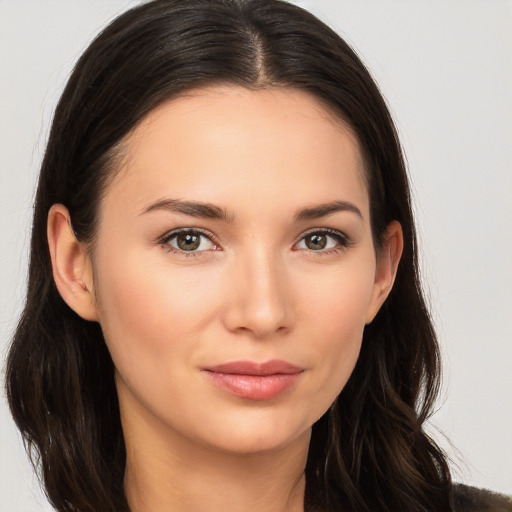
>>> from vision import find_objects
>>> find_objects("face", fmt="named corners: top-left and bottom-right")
top-left (87, 87), bottom-right (395, 456)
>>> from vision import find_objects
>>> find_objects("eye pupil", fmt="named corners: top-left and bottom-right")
top-left (177, 232), bottom-right (200, 251)
top-left (306, 234), bottom-right (327, 250)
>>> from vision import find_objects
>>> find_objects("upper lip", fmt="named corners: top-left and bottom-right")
top-left (203, 360), bottom-right (303, 376)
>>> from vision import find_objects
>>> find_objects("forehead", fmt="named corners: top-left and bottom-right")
top-left (104, 86), bottom-right (369, 221)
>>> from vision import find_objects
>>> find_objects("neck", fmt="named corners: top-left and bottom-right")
top-left (122, 405), bottom-right (309, 512)
top-left (125, 432), bottom-right (308, 512)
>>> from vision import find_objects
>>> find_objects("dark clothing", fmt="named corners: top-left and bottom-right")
top-left (452, 484), bottom-right (512, 511)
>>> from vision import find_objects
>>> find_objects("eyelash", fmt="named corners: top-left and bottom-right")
top-left (297, 228), bottom-right (353, 256)
top-left (159, 228), bottom-right (219, 257)
top-left (158, 227), bottom-right (352, 257)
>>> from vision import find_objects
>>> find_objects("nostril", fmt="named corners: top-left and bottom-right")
top-left (222, 298), bottom-right (293, 338)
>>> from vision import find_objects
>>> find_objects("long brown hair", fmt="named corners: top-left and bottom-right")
top-left (6, 1), bottom-right (451, 510)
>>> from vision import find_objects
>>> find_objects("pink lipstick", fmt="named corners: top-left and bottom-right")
top-left (202, 360), bottom-right (304, 400)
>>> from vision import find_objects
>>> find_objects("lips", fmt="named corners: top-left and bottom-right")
top-left (202, 360), bottom-right (304, 400)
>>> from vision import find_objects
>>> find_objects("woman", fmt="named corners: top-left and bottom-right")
top-left (4, 1), bottom-right (511, 511)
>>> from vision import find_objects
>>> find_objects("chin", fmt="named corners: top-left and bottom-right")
top-left (190, 408), bottom-right (314, 457)
top-left (207, 429), bottom-right (310, 457)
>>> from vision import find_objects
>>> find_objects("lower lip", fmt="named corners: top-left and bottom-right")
top-left (203, 371), bottom-right (303, 400)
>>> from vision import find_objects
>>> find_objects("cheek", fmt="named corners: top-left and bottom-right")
top-left (93, 248), bottom-right (224, 372)
top-left (298, 257), bottom-right (376, 398)
top-left (303, 257), bottom-right (376, 335)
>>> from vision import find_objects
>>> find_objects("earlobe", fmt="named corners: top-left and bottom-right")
top-left (365, 220), bottom-right (404, 324)
top-left (47, 204), bottom-right (99, 321)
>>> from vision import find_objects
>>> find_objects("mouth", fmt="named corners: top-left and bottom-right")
top-left (202, 360), bottom-right (304, 400)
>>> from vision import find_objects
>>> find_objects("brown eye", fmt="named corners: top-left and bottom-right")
top-left (165, 230), bottom-right (216, 252)
top-left (176, 232), bottom-right (200, 251)
top-left (305, 233), bottom-right (328, 250)
top-left (296, 230), bottom-right (348, 252)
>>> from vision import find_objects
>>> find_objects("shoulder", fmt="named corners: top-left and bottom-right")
top-left (451, 483), bottom-right (512, 512)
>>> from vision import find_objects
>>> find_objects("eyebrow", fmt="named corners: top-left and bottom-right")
top-left (140, 198), bottom-right (362, 222)
top-left (294, 201), bottom-right (363, 221)
top-left (140, 198), bottom-right (234, 221)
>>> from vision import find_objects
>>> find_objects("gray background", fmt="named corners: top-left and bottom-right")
top-left (1, 1), bottom-right (511, 510)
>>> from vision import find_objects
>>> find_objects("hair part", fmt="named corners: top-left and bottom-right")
top-left (6, 1), bottom-right (451, 511)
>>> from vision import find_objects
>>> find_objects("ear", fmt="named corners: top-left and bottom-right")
top-left (47, 204), bottom-right (99, 321)
top-left (365, 220), bottom-right (404, 324)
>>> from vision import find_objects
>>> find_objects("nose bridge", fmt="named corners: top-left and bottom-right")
top-left (223, 240), bottom-right (293, 337)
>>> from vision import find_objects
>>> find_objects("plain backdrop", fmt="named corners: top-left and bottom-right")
top-left (1, 1), bottom-right (511, 510)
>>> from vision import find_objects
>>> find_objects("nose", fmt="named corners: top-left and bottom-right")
top-left (221, 247), bottom-right (295, 339)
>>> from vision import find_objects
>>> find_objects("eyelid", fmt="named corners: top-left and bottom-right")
top-left (156, 226), bottom-right (352, 255)
top-left (158, 227), bottom-right (221, 253)
top-left (294, 227), bottom-right (352, 251)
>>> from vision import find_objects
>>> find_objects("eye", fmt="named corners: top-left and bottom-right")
top-left (296, 229), bottom-right (350, 252)
top-left (161, 229), bottom-right (217, 253)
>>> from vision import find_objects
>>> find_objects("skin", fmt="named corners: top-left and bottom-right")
top-left (48, 86), bottom-right (403, 512)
